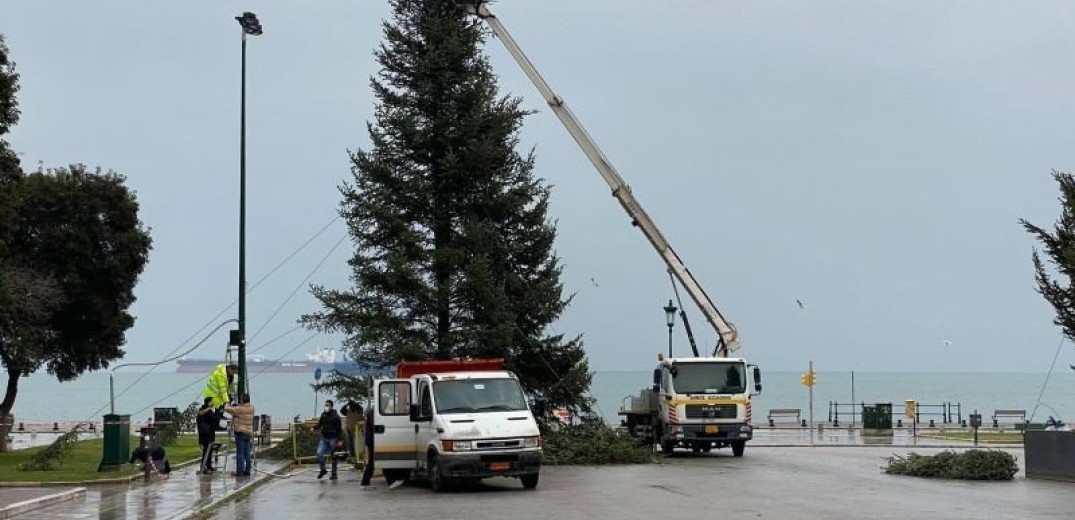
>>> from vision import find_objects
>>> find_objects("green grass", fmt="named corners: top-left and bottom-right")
top-left (0, 434), bottom-right (202, 483)
top-left (921, 431), bottom-right (1024, 443)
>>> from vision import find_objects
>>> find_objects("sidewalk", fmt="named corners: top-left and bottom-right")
top-left (0, 487), bottom-right (85, 519)
top-left (7, 455), bottom-right (289, 520)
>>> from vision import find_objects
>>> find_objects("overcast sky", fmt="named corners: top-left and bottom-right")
top-left (2, 1), bottom-right (1073, 373)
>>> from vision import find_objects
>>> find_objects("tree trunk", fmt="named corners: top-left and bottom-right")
top-left (0, 369), bottom-right (19, 453)
top-left (434, 217), bottom-right (453, 359)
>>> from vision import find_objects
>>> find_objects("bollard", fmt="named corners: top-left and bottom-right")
top-left (961, 419), bottom-right (967, 428)
top-left (833, 419), bottom-right (839, 428)
top-left (53, 422), bottom-right (59, 432)
top-left (929, 419), bottom-right (935, 428)
top-left (897, 419), bottom-right (903, 428)
top-left (769, 419), bottom-right (775, 427)
top-left (17, 422), bottom-right (24, 432)
top-left (801, 419), bottom-right (807, 428)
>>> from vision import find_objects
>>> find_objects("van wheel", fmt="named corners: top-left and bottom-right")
top-left (520, 473), bottom-right (539, 490)
top-left (731, 441), bottom-right (745, 457)
top-left (429, 455), bottom-right (448, 492)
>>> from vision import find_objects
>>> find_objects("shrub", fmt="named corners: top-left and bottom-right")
top-left (20, 426), bottom-right (82, 471)
top-left (542, 418), bottom-right (653, 465)
top-left (883, 449), bottom-right (1018, 480)
top-left (260, 424), bottom-right (319, 460)
top-left (156, 402), bottom-right (198, 447)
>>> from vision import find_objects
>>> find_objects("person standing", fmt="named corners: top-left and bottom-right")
top-left (360, 406), bottom-right (375, 487)
top-left (196, 397), bottom-right (217, 474)
top-left (340, 399), bottom-right (362, 461)
top-left (224, 393), bottom-right (255, 477)
top-left (316, 399), bottom-right (343, 480)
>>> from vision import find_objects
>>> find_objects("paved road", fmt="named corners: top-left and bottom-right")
top-left (209, 447), bottom-right (1072, 520)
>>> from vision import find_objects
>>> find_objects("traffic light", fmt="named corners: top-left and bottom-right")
top-left (799, 371), bottom-right (816, 387)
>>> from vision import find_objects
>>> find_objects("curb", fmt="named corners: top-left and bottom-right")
top-left (172, 461), bottom-right (295, 520)
top-left (0, 457), bottom-right (203, 488)
top-left (0, 487), bottom-right (86, 519)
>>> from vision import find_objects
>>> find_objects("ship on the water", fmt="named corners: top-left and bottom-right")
top-left (175, 348), bottom-right (380, 375)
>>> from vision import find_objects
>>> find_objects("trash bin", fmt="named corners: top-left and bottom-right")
top-left (98, 414), bottom-right (131, 472)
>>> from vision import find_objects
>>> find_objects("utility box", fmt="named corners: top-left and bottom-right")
top-left (862, 403), bottom-right (893, 436)
top-left (98, 414), bottom-right (131, 472)
top-left (153, 408), bottom-right (179, 430)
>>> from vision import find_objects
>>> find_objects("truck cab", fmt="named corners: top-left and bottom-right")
top-left (621, 355), bottom-right (762, 456)
top-left (373, 359), bottom-right (543, 491)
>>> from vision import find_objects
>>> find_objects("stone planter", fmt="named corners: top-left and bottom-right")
top-left (1024, 430), bottom-right (1075, 482)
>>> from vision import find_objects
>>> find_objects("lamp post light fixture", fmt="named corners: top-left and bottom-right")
top-left (663, 299), bottom-right (677, 358)
top-left (235, 11), bottom-right (262, 400)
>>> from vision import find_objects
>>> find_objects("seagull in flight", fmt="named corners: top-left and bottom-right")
top-left (796, 299), bottom-right (806, 310)
top-left (941, 340), bottom-right (953, 347)
top-left (590, 277), bottom-right (599, 288)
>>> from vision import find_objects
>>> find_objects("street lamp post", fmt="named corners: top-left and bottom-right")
top-left (663, 299), bottom-right (677, 358)
top-left (235, 11), bottom-right (262, 399)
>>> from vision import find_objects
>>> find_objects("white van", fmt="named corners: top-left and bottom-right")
top-left (373, 360), bottom-right (544, 491)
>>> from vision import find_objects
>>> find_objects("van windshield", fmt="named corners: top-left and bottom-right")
top-left (433, 378), bottom-right (529, 414)
top-left (670, 363), bottom-right (746, 395)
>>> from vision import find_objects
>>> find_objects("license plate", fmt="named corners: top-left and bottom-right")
top-left (705, 425), bottom-right (719, 434)
top-left (489, 462), bottom-right (510, 471)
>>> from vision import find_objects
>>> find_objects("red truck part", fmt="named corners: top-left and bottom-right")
top-left (396, 358), bottom-right (504, 378)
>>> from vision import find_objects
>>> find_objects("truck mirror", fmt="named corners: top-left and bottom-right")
top-left (753, 367), bottom-right (762, 393)
top-left (651, 384), bottom-right (660, 394)
top-left (652, 369), bottom-right (660, 385)
top-left (409, 403), bottom-right (420, 422)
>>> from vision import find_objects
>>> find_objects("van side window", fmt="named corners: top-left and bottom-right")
top-left (420, 384), bottom-right (433, 418)
top-left (379, 381), bottom-right (411, 416)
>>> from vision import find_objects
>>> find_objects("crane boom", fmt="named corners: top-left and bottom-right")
top-left (464, 2), bottom-right (740, 356)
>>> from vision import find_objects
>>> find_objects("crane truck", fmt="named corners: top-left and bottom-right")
top-left (462, 2), bottom-right (763, 456)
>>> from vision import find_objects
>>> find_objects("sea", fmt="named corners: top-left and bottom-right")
top-left (8, 369), bottom-right (1075, 427)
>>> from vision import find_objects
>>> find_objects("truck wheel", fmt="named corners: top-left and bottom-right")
top-left (429, 455), bottom-right (449, 492)
top-left (520, 472), bottom-right (539, 490)
top-left (731, 441), bottom-right (745, 457)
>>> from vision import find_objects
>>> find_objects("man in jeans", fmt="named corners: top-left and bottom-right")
top-left (316, 399), bottom-right (343, 480)
top-left (224, 393), bottom-right (255, 477)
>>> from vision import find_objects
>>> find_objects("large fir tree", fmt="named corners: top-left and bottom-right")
top-left (304, 0), bottom-right (590, 409)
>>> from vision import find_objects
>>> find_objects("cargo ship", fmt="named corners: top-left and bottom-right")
top-left (175, 348), bottom-right (380, 375)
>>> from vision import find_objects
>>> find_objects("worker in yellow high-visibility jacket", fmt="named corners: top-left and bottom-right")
top-left (202, 363), bottom-right (237, 407)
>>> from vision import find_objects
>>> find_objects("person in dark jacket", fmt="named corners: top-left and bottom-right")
top-left (196, 397), bottom-right (217, 474)
top-left (340, 400), bottom-right (362, 461)
top-left (360, 406), bottom-right (375, 486)
top-left (315, 399), bottom-right (343, 480)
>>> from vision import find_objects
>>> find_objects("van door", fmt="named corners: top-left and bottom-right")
top-left (373, 379), bottom-right (417, 470)
top-left (414, 380), bottom-right (435, 472)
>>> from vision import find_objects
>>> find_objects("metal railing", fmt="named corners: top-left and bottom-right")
top-left (827, 401), bottom-right (963, 427)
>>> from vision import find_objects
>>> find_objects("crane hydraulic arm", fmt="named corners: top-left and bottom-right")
top-left (462, 1), bottom-right (740, 356)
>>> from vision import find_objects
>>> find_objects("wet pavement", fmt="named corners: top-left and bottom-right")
top-left (208, 446), bottom-right (1071, 520)
top-left (11, 456), bottom-right (288, 520)
top-left (750, 426), bottom-right (1018, 447)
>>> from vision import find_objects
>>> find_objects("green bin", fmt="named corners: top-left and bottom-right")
top-left (862, 403), bottom-right (893, 430)
top-left (98, 414), bottom-right (131, 472)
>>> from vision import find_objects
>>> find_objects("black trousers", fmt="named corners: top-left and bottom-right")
top-left (199, 442), bottom-right (215, 470)
top-left (360, 443), bottom-right (374, 485)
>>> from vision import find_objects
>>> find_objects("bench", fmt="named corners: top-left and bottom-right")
top-left (768, 408), bottom-right (802, 427)
top-left (992, 409), bottom-right (1026, 428)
